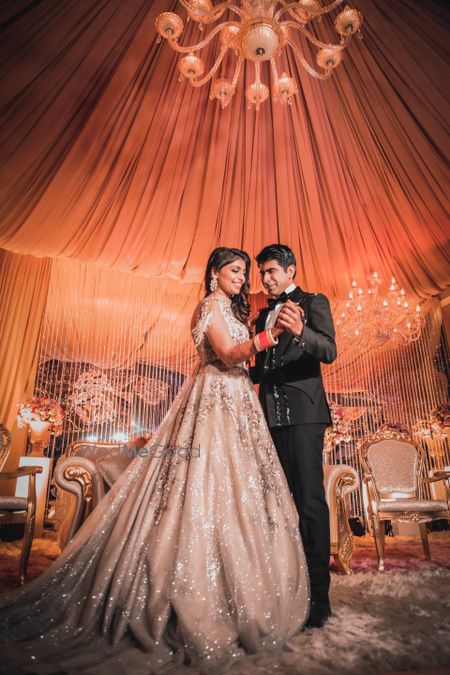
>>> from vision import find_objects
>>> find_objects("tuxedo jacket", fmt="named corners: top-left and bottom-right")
top-left (250, 286), bottom-right (337, 428)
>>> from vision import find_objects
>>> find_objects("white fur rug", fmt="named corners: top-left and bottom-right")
top-left (71, 566), bottom-right (450, 675)
top-left (1, 534), bottom-right (450, 674)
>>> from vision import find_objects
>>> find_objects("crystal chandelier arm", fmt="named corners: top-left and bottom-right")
top-left (231, 55), bottom-right (244, 87)
top-left (168, 21), bottom-right (235, 53)
top-left (189, 46), bottom-right (228, 87)
top-left (285, 37), bottom-right (333, 80)
top-left (270, 58), bottom-right (279, 86)
top-left (282, 21), bottom-right (346, 51)
top-left (178, 0), bottom-right (246, 21)
top-left (255, 60), bottom-right (262, 85)
top-left (274, 0), bottom-right (345, 22)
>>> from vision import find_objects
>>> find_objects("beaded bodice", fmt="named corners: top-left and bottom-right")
top-left (191, 294), bottom-right (250, 366)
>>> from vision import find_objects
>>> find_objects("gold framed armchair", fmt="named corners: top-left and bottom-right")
top-left (360, 429), bottom-right (450, 571)
top-left (0, 465), bottom-right (43, 585)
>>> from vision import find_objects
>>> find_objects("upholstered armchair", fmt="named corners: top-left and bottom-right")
top-left (0, 465), bottom-right (43, 584)
top-left (360, 429), bottom-right (450, 571)
top-left (54, 437), bottom-right (149, 548)
top-left (323, 464), bottom-right (360, 574)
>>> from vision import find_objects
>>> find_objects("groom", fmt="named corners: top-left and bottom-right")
top-left (251, 244), bottom-right (337, 628)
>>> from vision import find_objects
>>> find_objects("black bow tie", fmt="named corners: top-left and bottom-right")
top-left (267, 291), bottom-right (292, 310)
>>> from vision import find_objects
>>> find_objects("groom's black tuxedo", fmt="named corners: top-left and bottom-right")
top-left (250, 285), bottom-right (337, 611)
top-left (250, 286), bottom-right (336, 424)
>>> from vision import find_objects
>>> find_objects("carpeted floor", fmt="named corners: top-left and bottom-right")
top-left (1, 532), bottom-right (449, 674)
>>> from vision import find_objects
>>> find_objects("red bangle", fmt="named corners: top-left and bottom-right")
top-left (258, 330), bottom-right (271, 350)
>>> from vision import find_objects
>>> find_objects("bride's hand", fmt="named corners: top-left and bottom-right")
top-left (270, 325), bottom-right (284, 339)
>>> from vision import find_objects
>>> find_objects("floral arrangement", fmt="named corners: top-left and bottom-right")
top-left (429, 402), bottom-right (450, 435)
top-left (324, 400), bottom-right (352, 452)
top-left (17, 396), bottom-right (65, 436)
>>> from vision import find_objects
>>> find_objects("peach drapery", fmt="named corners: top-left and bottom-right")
top-left (41, 257), bottom-right (201, 371)
top-left (0, 0), bottom-right (448, 298)
top-left (0, 251), bottom-right (52, 481)
top-left (0, 1), bottom-right (449, 475)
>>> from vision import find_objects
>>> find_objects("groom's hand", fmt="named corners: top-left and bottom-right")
top-left (276, 300), bottom-right (304, 338)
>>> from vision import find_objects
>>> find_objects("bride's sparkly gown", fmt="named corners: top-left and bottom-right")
top-left (0, 294), bottom-right (309, 673)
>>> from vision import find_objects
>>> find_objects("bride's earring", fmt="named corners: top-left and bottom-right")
top-left (209, 275), bottom-right (218, 292)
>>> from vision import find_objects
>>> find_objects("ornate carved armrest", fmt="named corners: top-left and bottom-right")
top-left (54, 456), bottom-right (105, 548)
top-left (0, 466), bottom-right (43, 480)
top-left (423, 470), bottom-right (450, 504)
top-left (0, 465), bottom-right (44, 513)
top-left (423, 470), bottom-right (450, 482)
top-left (323, 465), bottom-right (359, 574)
top-left (362, 472), bottom-right (381, 509)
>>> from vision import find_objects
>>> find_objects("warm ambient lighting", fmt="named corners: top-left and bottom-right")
top-left (156, 0), bottom-right (363, 110)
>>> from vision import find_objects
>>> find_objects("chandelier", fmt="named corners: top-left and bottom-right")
top-left (336, 273), bottom-right (425, 345)
top-left (155, 0), bottom-right (363, 109)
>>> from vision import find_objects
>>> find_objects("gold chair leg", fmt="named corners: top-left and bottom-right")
top-left (334, 553), bottom-right (353, 575)
top-left (19, 514), bottom-right (35, 586)
top-left (373, 519), bottom-right (385, 571)
top-left (419, 522), bottom-right (431, 561)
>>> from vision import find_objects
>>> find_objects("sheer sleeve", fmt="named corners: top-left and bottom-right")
top-left (191, 299), bottom-right (214, 348)
top-left (192, 296), bottom-right (257, 367)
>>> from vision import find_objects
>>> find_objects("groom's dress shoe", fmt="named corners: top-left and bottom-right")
top-left (305, 602), bottom-right (332, 629)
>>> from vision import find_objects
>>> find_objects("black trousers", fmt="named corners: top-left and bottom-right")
top-left (270, 423), bottom-right (330, 606)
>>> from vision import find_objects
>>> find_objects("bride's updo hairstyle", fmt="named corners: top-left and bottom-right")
top-left (204, 247), bottom-right (251, 325)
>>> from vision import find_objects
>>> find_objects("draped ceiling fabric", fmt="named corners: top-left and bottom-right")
top-left (0, 251), bottom-right (51, 477)
top-left (0, 0), bottom-right (449, 298)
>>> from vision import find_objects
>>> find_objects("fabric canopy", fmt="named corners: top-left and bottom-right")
top-left (0, 251), bottom-right (51, 476)
top-left (0, 0), bottom-right (449, 298)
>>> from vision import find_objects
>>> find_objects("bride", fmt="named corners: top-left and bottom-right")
top-left (0, 247), bottom-right (309, 672)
